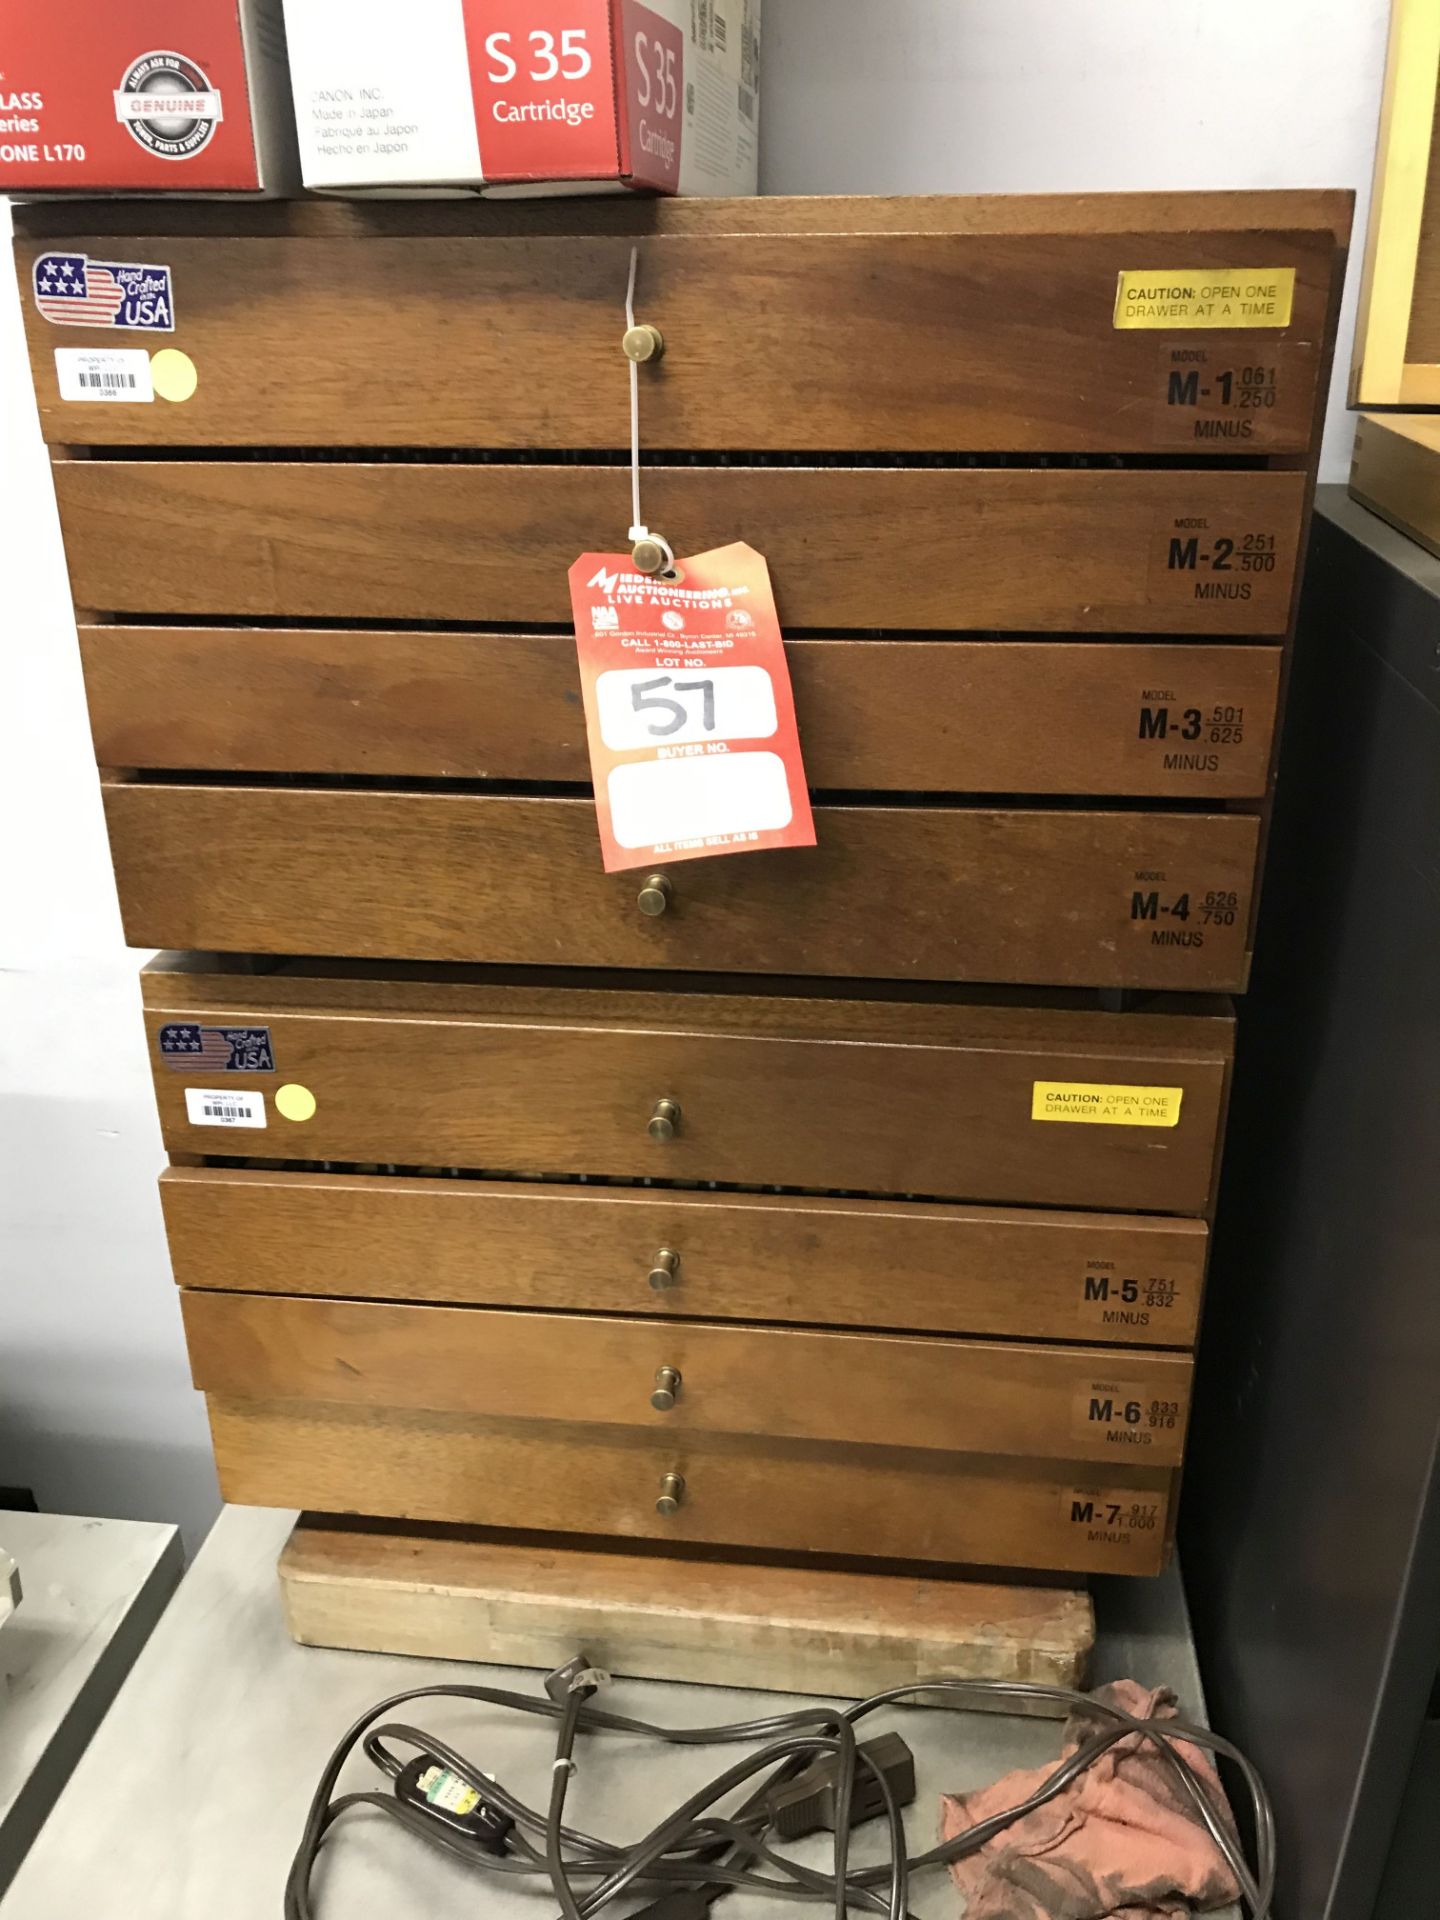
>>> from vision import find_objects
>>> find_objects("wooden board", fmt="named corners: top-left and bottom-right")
top-left (278, 1517), bottom-right (1097, 1696)
top-left (80, 628), bottom-right (1284, 798)
top-left (140, 971), bottom-right (1232, 1214)
top-left (1351, 0), bottom-right (1440, 406)
top-left (1350, 412), bottom-right (1440, 557)
top-left (103, 784), bottom-right (1261, 992)
top-left (53, 461), bottom-right (1306, 633)
top-left (13, 226), bottom-right (1334, 451)
top-left (180, 1292), bottom-right (1194, 1465)
top-left (208, 1397), bottom-right (1177, 1575)
top-left (160, 1165), bottom-right (1208, 1346)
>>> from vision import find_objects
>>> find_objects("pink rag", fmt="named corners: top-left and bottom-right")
top-left (939, 1680), bottom-right (1242, 1920)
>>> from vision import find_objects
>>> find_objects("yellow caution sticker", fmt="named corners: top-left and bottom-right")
top-left (1113, 268), bottom-right (1294, 329)
top-left (1032, 1082), bottom-right (1183, 1127)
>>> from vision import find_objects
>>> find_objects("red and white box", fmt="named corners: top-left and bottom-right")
top-left (0, 0), bottom-right (298, 195)
top-left (281, 0), bottom-right (760, 196)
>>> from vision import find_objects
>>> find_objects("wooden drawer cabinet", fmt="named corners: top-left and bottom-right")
top-left (142, 961), bottom-right (1232, 1214)
top-left (13, 197), bottom-right (1342, 452)
top-left (54, 458), bottom-right (1305, 633)
top-left (181, 1292), bottom-right (1193, 1465)
top-left (109, 785), bottom-right (1260, 991)
top-left (161, 1165), bottom-right (1208, 1346)
top-left (204, 1399), bottom-right (1178, 1576)
top-left (14, 190), bottom-right (1347, 1588)
top-left (81, 628), bottom-right (1284, 800)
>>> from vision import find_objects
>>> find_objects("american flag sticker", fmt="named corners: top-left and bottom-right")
top-left (159, 1024), bottom-right (276, 1073)
top-left (33, 253), bottom-right (175, 332)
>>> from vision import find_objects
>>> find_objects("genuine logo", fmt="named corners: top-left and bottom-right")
top-left (114, 51), bottom-right (223, 160)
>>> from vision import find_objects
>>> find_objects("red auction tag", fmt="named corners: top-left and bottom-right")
top-left (570, 543), bottom-right (816, 874)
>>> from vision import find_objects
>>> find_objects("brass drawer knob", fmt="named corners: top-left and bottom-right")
top-left (650, 1365), bottom-right (683, 1412)
top-left (622, 322), bottom-right (665, 363)
top-left (637, 872), bottom-right (673, 917)
top-left (648, 1098), bottom-right (681, 1142)
top-left (648, 1248), bottom-right (681, 1292)
top-left (656, 1472), bottom-right (686, 1516)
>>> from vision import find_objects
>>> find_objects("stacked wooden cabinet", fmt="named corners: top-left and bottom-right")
top-left (15, 192), bottom-right (1346, 1592)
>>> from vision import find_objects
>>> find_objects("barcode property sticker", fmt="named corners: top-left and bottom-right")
top-left (54, 348), bottom-right (154, 403)
top-left (184, 1088), bottom-right (266, 1129)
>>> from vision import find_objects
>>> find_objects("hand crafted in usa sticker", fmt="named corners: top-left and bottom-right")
top-left (570, 544), bottom-right (816, 874)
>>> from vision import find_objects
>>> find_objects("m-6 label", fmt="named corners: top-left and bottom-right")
top-left (1074, 1383), bottom-right (1184, 1449)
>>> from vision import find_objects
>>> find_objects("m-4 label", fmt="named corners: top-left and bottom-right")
top-left (1128, 877), bottom-right (1242, 950)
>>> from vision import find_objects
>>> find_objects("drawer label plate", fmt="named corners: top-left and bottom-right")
top-left (1032, 1081), bottom-right (1183, 1127)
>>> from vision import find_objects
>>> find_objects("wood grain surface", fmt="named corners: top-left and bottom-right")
top-left (54, 461), bottom-right (1306, 633)
top-left (207, 1398), bottom-right (1176, 1574)
top-left (279, 1517), bottom-right (1096, 1692)
top-left (160, 1165), bottom-right (1208, 1345)
top-left (104, 784), bottom-right (1260, 991)
top-left (82, 627), bottom-right (1284, 798)
top-left (16, 229), bottom-right (1333, 451)
top-left (141, 985), bottom-right (1229, 1213)
top-left (181, 1292), bottom-right (1193, 1464)
top-left (10, 187), bottom-right (1354, 242)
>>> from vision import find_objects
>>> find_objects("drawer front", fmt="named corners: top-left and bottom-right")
top-left (181, 1292), bottom-right (1194, 1464)
top-left (83, 628), bottom-right (1284, 799)
top-left (161, 1166), bottom-right (1208, 1346)
top-left (143, 1000), bottom-right (1228, 1213)
top-left (107, 787), bottom-right (1260, 991)
top-left (205, 1399), bottom-right (1175, 1575)
top-left (55, 462), bottom-right (1305, 633)
top-left (16, 228), bottom-right (1333, 452)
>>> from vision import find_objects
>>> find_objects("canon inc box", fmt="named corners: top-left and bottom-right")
top-left (0, 0), bottom-right (298, 195)
top-left (281, 0), bottom-right (760, 195)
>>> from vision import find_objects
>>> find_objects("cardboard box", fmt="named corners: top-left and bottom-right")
top-left (0, 0), bottom-right (298, 195)
top-left (281, 0), bottom-right (759, 196)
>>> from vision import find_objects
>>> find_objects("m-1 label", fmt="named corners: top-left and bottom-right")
top-left (1156, 346), bottom-right (1290, 443)
top-left (1114, 268), bottom-right (1295, 328)
top-left (1074, 1384), bottom-right (1185, 1449)
top-left (1079, 1264), bottom-right (1181, 1331)
top-left (1062, 1487), bottom-right (1165, 1553)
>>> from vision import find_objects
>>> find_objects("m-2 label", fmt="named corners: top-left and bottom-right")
top-left (1075, 1384), bottom-right (1184, 1450)
top-left (1150, 517), bottom-right (1288, 610)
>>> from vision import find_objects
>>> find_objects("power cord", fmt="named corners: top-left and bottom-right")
top-left (283, 1661), bottom-right (1274, 1920)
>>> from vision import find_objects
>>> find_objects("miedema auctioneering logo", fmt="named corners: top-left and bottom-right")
top-left (114, 51), bottom-right (224, 160)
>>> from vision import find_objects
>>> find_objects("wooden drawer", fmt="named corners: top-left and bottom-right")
top-left (142, 961), bottom-right (1232, 1213)
top-left (55, 460), bottom-right (1305, 633)
top-left (13, 194), bottom-right (1343, 452)
top-left (107, 785), bottom-right (1259, 992)
top-left (161, 1165), bottom-right (1208, 1346)
top-left (182, 1293), bottom-right (1192, 1465)
top-left (83, 627), bottom-right (1284, 800)
top-left (205, 1398), bottom-right (1177, 1575)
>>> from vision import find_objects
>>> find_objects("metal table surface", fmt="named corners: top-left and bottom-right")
top-left (0, 1511), bottom-right (181, 1894)
top-left (0, 1505), bottom-right (1236, 1918)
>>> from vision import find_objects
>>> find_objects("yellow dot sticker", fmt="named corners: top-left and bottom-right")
top-left (1032, 1082), bottom-right (1183, 1127)
top-left (150, 347), bottom-right (198, 402)
top-left (275, 1084), bottom-right (317, 1123)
